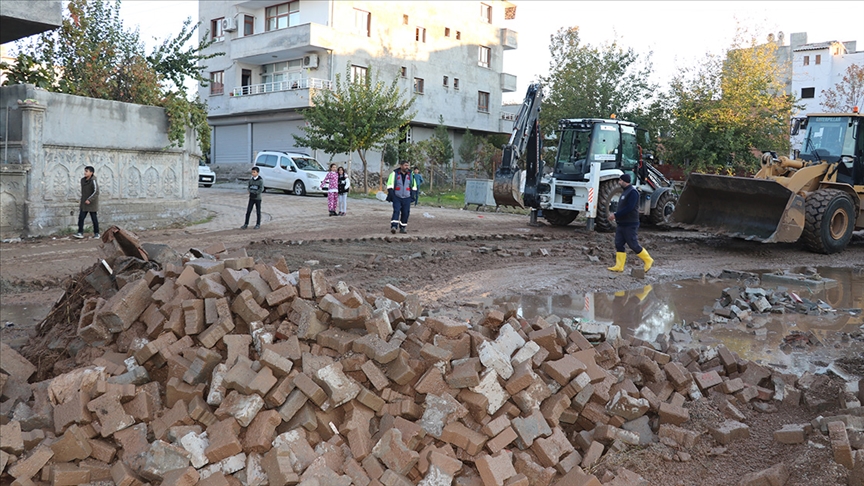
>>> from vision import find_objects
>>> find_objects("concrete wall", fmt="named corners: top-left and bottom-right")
top-left (0, 0), bottom-right (63, 44)
top-left (0, 84), bottom-right (201, 238)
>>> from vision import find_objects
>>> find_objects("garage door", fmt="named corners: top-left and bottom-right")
top-left (252, 120), bottom-right (307, 156)
top-left (213, 125), bottom-right (249, 164)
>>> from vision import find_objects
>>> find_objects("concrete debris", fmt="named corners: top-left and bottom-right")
top-left (0, 228), bottom-right (862, 486)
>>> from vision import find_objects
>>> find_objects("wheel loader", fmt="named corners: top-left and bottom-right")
top-left (670, 112), bottom-right (864, 254)
top-left (493, 83), bottom-right (677, 231)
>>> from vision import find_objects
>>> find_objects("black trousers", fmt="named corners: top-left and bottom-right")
top-left (614, 223), bottom-right (643, 253)
top-left (77, 211), bottom-right (99, 234)
top-left (244, 198), bottom-right (261, 225)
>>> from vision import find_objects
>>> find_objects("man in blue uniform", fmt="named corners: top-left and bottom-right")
top-left (386, 161), bottom-right (417, 234)
top-left (607, 174), bottom-right (653, 272)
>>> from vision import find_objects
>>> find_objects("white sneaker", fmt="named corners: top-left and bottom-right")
top-left (73, 233), bottom-right (84, 239)
top-left (93, 233), bottom-right (100, 239)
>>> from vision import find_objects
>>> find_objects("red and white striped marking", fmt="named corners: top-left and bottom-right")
top-left (588, 188), bottom-right (594, 203)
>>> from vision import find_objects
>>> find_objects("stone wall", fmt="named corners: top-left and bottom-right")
top-left (0, 84), bottom-right (201, 238)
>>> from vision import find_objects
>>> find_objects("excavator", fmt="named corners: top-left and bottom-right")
top-left (493, 83), bottom-right (677, 231)
top-left (670, 111), bottom-right (864, 254)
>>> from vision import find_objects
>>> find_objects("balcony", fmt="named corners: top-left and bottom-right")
top-left (501, 28), bottom-right (518, 50)
top-left (232, 78), bottom-right (332, 97)
top-left (230, 23), bottom-right (335, 64)
top-left (208, 78), bottom-right (332, 117)
top-left (500, 73), bottom-right (517, 93)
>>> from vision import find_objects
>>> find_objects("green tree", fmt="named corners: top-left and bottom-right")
top-left (459, 129), bottom-right (499, 178)
top-left (422, 116), bottom-right (454, 190)
top-left (294, 64), bottom-right (415, 193)
top-left (540, 27), bottom-right (657, 143)
top-left (820, 63), bottom-right (864, 112)
top-left (0, 0), bottom-right (219, 153)
top-left (663, 27), bottom-right (795, 173)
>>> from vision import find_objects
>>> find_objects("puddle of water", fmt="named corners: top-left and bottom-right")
top-left (490, 266), bottom-right (864, 376)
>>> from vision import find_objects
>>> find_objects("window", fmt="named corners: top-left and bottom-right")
top-left (480, 3), bottom-right (492, 23)
top-left (403, 14), bottom-right (409, 25)
top-left (414, 77), bottom-right (424, 94)
top-left (815, 54), bottom-right (821, 65)
top-left (211, 18), bottom-right (224, 41)
top-left (443, 75), bottom-right (449, 87)
top-left (445, 27), bottom-right (451, 37)
top-left (454, 78), bottom-right (460, 90)
top-left (416, 27), bottom-right (426, 43)
top-left (478, 91), bottom-right (490, 112)
top-left (244, 15), bottom-right (254, 36)
top-left (354, 9), bottom-right (370, 37)
top-left (478, 46), bottom-right (491, 68)
top-left (801, 87), bottom-right (815, 99)
top-left (351, 65), bottom-right (368, 82)
top-left (803, 55), bottom-right (809, 66)
top-left (210, 71), bottom-right (224, 95)
top-left (400, 66), bottom-right (407, 78)
top-left (266, 1), bottom-right (299, 31)
top-left (456, 31), bottom-right (461, 40)
top-left (261, 59), bottom-right (304, 89)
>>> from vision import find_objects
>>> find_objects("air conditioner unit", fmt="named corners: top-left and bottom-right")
top-left (303, 54), bottom-right (319, 69)
top-left (221, 17), bottom-right (237, 32)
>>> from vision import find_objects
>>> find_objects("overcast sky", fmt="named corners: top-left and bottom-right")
top-left (118, 0), bottom-right (863, 102)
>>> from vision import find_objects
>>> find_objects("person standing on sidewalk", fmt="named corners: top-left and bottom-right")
top-left (412, 167), bottom-right (424, 206)
top-left (606, 173), bottom-right (653, 273)
top-left (321, 163), bottom-right (339, 216)
top-left (241, 167), bottom-right (264, 229)
top-left (386, 161), bottom-right (417, 234)
top-left (336, 166), bottom-right (350, 215)
top-left (74, 166), bottom-right (100, 239)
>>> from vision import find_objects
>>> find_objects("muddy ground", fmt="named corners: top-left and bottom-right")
top-left (1, 184), bottom-right (863, 485)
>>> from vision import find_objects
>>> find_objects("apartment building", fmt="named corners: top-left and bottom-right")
top-left (764, 32), bottom-right (863, 153)
top-left (198, 0), bottom-right (518, 178)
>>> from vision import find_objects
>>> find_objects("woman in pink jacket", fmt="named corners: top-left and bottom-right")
top-left (321, 163), bottom-right (339, 216)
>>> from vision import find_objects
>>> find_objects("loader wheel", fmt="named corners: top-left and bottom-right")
top-left (544, 209), bottom-right (579, 226)
top-left (648, 191), bottom-right (677, 225)
top-left (802, 189), bottom-right (855, 254)
top-left (595, 180), bottom-right (622, 233)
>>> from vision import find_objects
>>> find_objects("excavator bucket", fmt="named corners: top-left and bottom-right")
top-left (493, 166), bottom-right (524, 208)
top-left (670, 173), bottom-right (806, 243)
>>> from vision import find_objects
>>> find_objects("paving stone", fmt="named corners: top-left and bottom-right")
top-left (709, 420), bottom-right (750, 445)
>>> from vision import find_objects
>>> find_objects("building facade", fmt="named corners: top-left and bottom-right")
top-left (198, 0), bottom-right (518, 180)
top-left (766, 32), bottom-right (863, 152)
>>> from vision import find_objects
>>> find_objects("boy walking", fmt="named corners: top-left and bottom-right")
top-left (74, 166), bottom-right (99, 239)
top-left (241, 167), bottom-right (264, 229)
top-left (412, 167), bottom-right (424, 206)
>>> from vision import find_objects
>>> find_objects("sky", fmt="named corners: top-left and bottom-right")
top-left (115, 0), bottom-right (863, 102)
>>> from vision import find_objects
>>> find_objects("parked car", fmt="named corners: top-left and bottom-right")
top-left (198, 159), bottom-right (215, 187)
top-left (253, 150), bottom-right (327, 196)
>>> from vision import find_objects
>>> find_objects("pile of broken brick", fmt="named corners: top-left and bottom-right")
top-left (1, 229), bottom-right (863, 486)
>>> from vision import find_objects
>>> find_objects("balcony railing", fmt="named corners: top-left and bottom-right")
top-left (231, 78), bottom-right (332, 97)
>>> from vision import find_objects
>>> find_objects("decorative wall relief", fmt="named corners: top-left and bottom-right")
top-left (99, 165), bottom-right (116, 200)
top-left (144, 166), bottom-right (160, 198)
top-left (126, 166), bottom-right (142, 198)
top-left (51, 164), bottom-right (71, 201)
top-left (163, 167), bottom-right (179, 198)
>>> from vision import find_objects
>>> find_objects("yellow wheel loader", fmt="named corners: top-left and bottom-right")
top-left (671, 112), bottom-right (864, 254)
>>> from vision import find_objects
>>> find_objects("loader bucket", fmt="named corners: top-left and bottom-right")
top-left (493, 167), bottom-right (524, 208)
top-left (670, 173), bottom-right (806, 243)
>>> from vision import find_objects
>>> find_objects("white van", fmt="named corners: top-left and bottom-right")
top-left (253, 150), bottom-right (328, 196)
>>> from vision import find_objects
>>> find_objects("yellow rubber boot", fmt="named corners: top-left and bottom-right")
top-left (607, 252), bottom-right (626, 272)
top-left (637, 249), bottom-right (654, 273)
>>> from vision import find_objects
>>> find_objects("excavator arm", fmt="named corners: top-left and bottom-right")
top-left (493, 83), bottom-right (543, 208)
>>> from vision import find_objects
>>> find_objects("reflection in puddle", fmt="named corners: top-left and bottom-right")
top-left (492, 267), bottom-right (863, 376)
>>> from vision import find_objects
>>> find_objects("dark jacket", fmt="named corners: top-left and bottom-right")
top-left (614, 184), bottom-right (640, 225)
top-left (80, 175), bottom-right (99, 212)
top-left (248, 176), bottom-right (264, 200)
top-left (386, 169), bottom-right (416, 199)
top-left (338, 174), bottom-right (350, 194)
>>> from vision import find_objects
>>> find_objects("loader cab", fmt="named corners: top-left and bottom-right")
top-left (553, 119), bottom-right (639, 182)
top-left (801, 114), bottom-right (864, 186)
